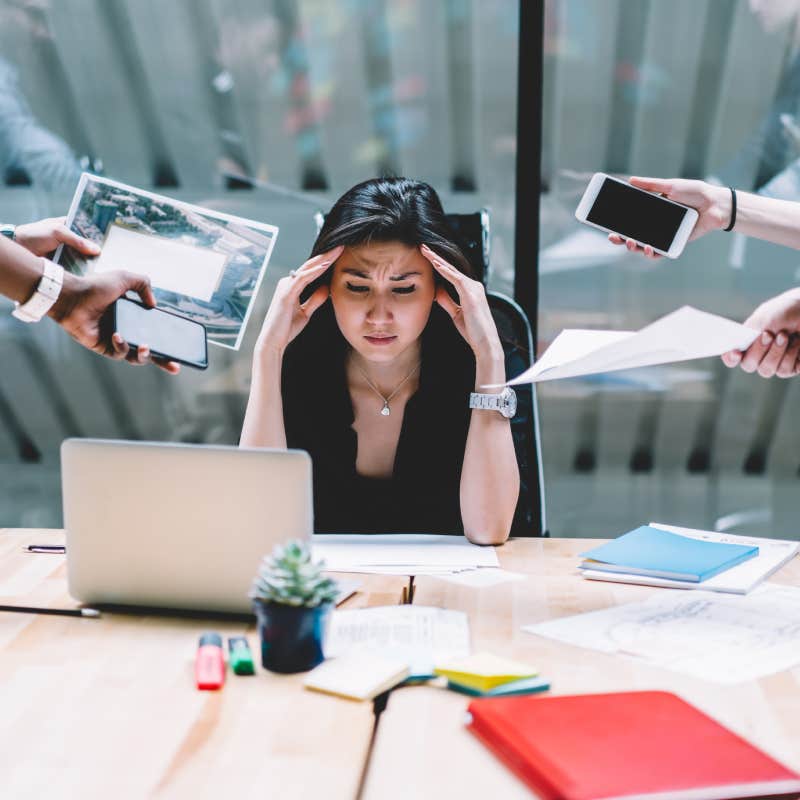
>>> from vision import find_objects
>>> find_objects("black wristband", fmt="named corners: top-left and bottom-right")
top-left (723, 187), bottom-right (737, 232)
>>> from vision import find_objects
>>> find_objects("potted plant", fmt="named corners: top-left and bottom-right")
top-left (249, 540), bottom-right (339, 674)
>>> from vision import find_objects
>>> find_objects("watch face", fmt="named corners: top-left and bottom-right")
top-left (502, 387), bottom-right (517, 418)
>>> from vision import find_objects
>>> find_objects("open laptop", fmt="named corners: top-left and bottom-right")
top-left (61, 439), bottom-right (313, 614)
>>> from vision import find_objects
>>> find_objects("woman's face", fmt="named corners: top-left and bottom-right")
top-left (329, 241), bottom-right (436, 364)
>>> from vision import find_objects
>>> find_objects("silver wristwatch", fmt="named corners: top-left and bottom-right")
top-left (469, 386), bottom-right (517, 419)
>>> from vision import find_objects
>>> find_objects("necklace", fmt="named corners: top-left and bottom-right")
top-left (353, 360), bottom-right (421, 417)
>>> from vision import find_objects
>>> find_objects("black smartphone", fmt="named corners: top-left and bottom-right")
top-left (109, 297), bottom-right (208, 370)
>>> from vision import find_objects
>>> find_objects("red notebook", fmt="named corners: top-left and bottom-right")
top-left (467, 691), bottom-right (800, 800)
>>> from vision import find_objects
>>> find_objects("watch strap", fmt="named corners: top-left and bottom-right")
top-left (470, 391), bottom-right (503, 411)
top-left (12, 258), bottom-right (64, 323)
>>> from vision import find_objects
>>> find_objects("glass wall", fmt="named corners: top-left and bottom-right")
top-left (0, 0), bottom-right (519, 527)
top-left (540, 0), bottom-right (800, 537)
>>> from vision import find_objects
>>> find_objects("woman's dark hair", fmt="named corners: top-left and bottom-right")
top-left (309, 177), bottom-right (475, 285)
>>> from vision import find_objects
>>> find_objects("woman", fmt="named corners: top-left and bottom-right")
top-left (241, 177), bottom-right (522, 544)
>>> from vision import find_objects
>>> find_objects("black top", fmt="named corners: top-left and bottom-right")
top-left (281, 303), bottom-right (533, 535)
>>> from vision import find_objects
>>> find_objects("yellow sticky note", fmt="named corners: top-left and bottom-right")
top-left (304, 652), bottom-right (409, 701)
top-left (434, 652), bottom-right (538, 693)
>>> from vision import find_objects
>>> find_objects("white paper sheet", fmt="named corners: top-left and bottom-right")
top-left (506, 306), bottom-right (758, 385)
top-left (94, 224), bottom-right (226, 302)
top-left (432, 568), bottom-right (528, 588)
top-left (581, 522), bottom-right (799, 594)
top-left (324, 605), bottom-right (470, 676)
top-left (312, 534), bottom-right (499, 575)
top-left (524, 584), bottom-right (800, 684)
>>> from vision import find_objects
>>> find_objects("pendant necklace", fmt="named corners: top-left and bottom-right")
top-left (353, 360), bottom-right (421, 417)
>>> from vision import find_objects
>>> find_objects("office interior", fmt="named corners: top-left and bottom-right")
top-left (2, 0), bottom-right (800, 542)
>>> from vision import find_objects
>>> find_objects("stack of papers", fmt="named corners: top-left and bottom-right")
top-left (312, 534), bottom-right (499, 575)
top-left (505, 306), bottom-right (758, 385)
top-left (324, 605), bottom-right (470, 678)
top-left (579, 525), bottom-right (759, 582)
top-left (434, 652), bottom-right (549, 697)
top-left (581, 523), bottom-right (798, 593)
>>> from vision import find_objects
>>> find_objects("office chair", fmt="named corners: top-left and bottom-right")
top-left (313, 208), bottom-right (548, 537)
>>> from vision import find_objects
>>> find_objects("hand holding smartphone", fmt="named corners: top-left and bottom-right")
top-left (575, 173), bottom-right (699, 258)
top-left (106, 298), bottom-right (208, 370)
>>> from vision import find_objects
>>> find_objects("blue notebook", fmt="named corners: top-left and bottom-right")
top-left (579, 526), bottom-right (759, 582)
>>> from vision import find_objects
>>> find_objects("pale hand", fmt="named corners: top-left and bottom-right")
top-left (420, 244), bottom-right (502, 359)
top-left (255, 246), bottom-right (343, 356)
top-left (722, 288), bottom-right (800, 379)
top-left (607, 177), bottom-right (729, 259)
top-left (14, 217), bottom-right (101, 258)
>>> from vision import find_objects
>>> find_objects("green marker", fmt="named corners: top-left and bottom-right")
top-left (227, 636), bottom-right (255, 675)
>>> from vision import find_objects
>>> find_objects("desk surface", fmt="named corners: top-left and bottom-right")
top-left (363, 538), bottom-right (800, 799)
top-left (0, 529), bottom-right (405, 800)
top-left (2, 532), bottom-right (799, 800)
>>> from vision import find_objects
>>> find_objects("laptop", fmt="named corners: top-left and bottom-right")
top-left (61, 439), bottom-right (313, 614)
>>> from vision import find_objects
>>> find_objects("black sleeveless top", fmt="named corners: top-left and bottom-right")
top-left (281, 303), bottom-right (532, 534)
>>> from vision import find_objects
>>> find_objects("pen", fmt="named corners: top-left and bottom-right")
top-left (24, 544), bottom-right (66, 554)
top-left (0, 604), bottom-right (100, 618)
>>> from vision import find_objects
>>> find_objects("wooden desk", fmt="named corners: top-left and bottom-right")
top-left (364, 538), bottom-right (800, 799)
top-left (5, 532), bottom-right (800, 799)
top-left (0, 529), bottom-right (406, 800)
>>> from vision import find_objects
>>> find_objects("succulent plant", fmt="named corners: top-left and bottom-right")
top-left (249, 540), bottom-right (339, 608)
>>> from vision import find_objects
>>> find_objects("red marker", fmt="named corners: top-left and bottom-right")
top-left (195, 632), bottom-right (226, 690)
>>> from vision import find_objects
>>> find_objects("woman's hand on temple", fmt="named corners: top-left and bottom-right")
top-left (255, 246), bottom-right (343, 357)
top-left (607, 177), bottom-right (731, 259)
top-left (420, 244), bottom-right (503, 360)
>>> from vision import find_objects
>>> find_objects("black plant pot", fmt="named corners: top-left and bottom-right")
top-left (253, 600), bottom-right (332, 674)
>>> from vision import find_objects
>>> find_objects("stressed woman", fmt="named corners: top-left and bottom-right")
top-left (240, 178), bottom-right (521, 544)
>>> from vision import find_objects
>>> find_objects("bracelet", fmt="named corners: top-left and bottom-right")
top-left (723, 187), bottom-right (737, 232)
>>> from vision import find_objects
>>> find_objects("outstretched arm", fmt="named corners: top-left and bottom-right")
top-left (609, 176), bottom-right (800, 256)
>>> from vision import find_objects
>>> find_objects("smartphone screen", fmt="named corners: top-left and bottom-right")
top-left (586, 177), bottom-right (689, 252)
top-left (114, 298), bottom-right (208, 369)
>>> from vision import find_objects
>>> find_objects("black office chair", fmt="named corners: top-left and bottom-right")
top-left (444, 211), bottom-right (548, 538)
top-left (313, 209), bottom-right (548, 537)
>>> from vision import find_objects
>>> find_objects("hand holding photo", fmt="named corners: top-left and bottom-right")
top-left (55, 173), bottom-right (279, 350)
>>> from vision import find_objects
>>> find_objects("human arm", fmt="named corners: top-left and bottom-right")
top-left (0, 235), bottom-right (179, 373)
top-left (609, 176), bottom-right (800, 257)
top-left (420, 245), bottom-right (519, 545)
top-left (240, 247), bottom-right (342, 448)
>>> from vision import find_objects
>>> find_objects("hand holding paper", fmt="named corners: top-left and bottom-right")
top-left (506, 306), bottom-right (759, 385)
top-left (722, 288), bottom-right (800, 378)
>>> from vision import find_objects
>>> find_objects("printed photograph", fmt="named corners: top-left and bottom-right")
top-left (56, 174), bottom-right (278, 349)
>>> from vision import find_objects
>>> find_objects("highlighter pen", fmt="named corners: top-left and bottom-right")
top-left (227, 636), bottom-right (255, 675)
top-left (195, 632), bottom-right (226, 690)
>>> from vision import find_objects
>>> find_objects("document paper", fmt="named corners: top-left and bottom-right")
top-left (507, 306), bottom-right (758, 384)
top-left (312, 534), bottom-right (499, 575)
top-left (324, 605), bottom-right (470, 677)
top-left (524, 584), bottom-right (800, 683)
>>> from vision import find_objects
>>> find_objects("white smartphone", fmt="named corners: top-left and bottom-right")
top-left (574, 172), bottom-right (699, 258)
